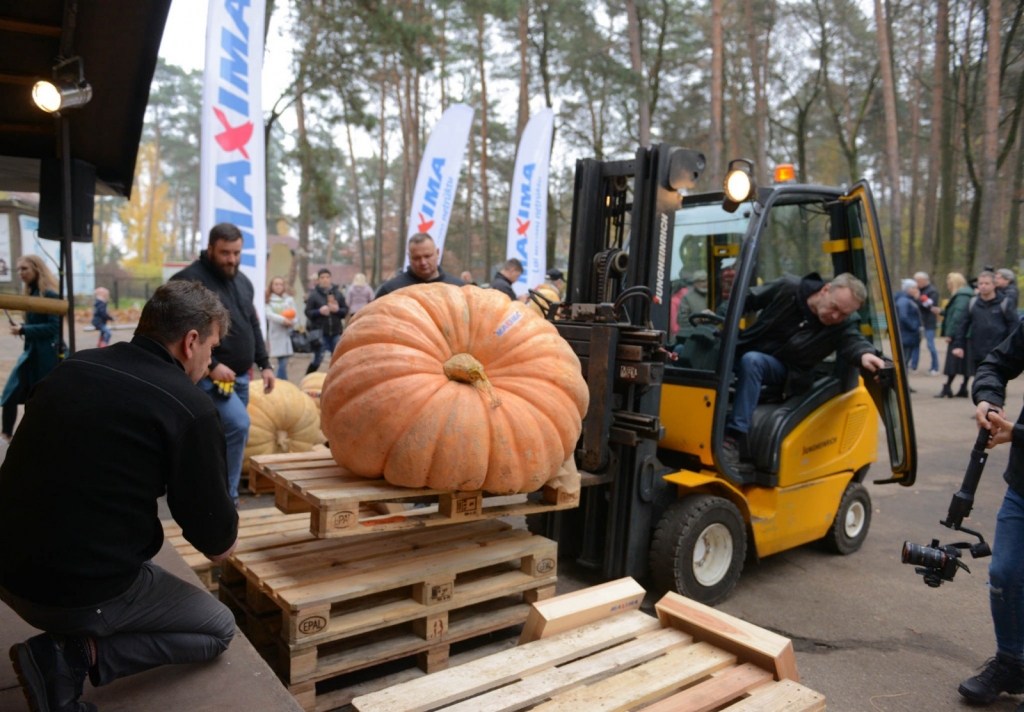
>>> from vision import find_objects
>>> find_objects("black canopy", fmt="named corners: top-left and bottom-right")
top-left (0, 0), bottom-right (172, 197)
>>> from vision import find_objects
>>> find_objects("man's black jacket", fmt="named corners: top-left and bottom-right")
top-left (0, 336), bottom-right (238, 607)
top-left (305, 284), bottom-right (349, 338)
top-left (375, 267), bottom-right (464, 298)
top-left (736, 273), bottom-right (876, 372)
top-left (171, 252), bottom-right (270, 374)
top-left (951, 294), bottom-right (1018, 366)
top-left (972, 321), bottom-right (1024, 496)
top-left (489, 272), bottom-right (517, 300)
top-left (919, 282), bottom-right (940, 330)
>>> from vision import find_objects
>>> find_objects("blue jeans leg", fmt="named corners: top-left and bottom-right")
top-left (276, 356), bottom-right (289, 380)
top-left (309, 333), bottom-right (341, 371)
top-left (908, 341), bottom-right (920, 370)
top-left (726, 351), bottom-right (789, 435)
top-left (199, 374), bottom-right (250, 503)
top-left (925, 329), bottom-right (939, 371)
top-left (990, 487), bottom-right (1024, 658)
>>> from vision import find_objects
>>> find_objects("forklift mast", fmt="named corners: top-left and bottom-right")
top-left (535, 144), bottom-right (705, 581)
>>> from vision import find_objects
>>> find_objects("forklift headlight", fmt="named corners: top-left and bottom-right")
top-left (723, 159), bottom-right (756, 213)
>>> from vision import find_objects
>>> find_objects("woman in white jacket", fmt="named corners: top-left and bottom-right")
top-left (266, 276), bottom-right (295, 381)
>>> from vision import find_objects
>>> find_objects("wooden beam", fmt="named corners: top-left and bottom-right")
top-left (520, 577), bottom-right (646, 644)
top-left (0, 293), bottom-right (71, 316)
top-left (0, 18), bottom-right (62, 37)
top-left (0, 73), bottom-right (36, 86)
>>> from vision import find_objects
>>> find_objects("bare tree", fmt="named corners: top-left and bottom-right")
top-left (922, 0), bottom-right (949, 275)
top-left (624, 0), bottom-right (650, 146)
top-left (874, 0), bottom-right (901, 276)
top-left (710, 0), bottom-right (725, 185)
top-left (977, 0), bottom-right (1004, 269)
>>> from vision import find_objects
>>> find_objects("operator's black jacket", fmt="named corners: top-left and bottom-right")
top-left (489, 271), bottom-right (517, 300)
top-left (736, 273), bottom-right (876, 373)
top-left (375, 267), bottom-right (464, 298)
top-left (304, 284), bottom-right (349, 338)
top-left (0, 336), bottom-right (239, 607)
top-left (171, 251), bottom-right (271, 375)
top-left (972, 320), bottom-right (1024, 497)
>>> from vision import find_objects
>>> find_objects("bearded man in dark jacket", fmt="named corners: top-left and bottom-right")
top-left (723, 272), bottom-right (885, 467)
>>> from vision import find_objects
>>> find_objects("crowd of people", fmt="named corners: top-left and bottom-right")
top-left (894, 268), bottom-right (1020, 397)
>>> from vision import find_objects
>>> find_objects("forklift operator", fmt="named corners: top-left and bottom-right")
top-left (722, 272), bottom-right (886, 467)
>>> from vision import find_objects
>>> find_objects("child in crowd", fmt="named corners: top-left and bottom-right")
top-left (92, 287), bottom-right (113, 348)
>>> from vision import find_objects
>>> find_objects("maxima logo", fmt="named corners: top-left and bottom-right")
top-left (417, 158), bottom-right (445, 234)
top-left (212, 0), bottom-right (257, 267)
top-left (514, 163), bottom-right (536, 285)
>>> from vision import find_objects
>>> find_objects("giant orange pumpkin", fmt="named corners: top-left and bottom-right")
top-left (243, 379), bottom-right (326, 472)
top-left (320, 284), bottom-right (589, 494)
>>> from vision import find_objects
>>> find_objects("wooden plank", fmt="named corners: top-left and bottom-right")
top-left (0, 293), bottom-right (69, 316)
top-left (655, 592), bottom-right (799, 682)
top-left (251, 450), bottom-right (336, 466)
top-left (351, 610), bottom-right (662, 712)
top-left (530, 641), bottom-right (735, 712)
top-left (441, 627), bottom-right (692, 712)
top-left (642, 663), bottom-right (774, 712)
top-left (520, 576), bottom-right (645, 643)
top-left (721, 678), bottom-right (825, 712)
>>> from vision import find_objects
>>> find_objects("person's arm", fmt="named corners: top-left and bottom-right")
top-left (21, 300), bottom-right (60, 341)
top-left (335, 288), bottom-right (349, 318)
top-left (973, 321), bottom-right (1024, 409)
top-left (165, 412), bottom-right (239, 561)
top-left (250, 303), bottom-right (272, 371)
top-left (837, 319), bottom-right (878, 367)
top-left (951, 303), bottom-right (972, 350)
top-left (304, 290), bottom-right (321, 321)
top-left (266, 308), bottom-right (287, 325)
top-left (742, 277), bottom-right (784, 313)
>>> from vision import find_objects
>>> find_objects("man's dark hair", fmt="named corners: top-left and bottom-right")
top-left (502, 258), bottom-right (524, 273)
top-left (317, 268), bottom-right (332, 277)
top-left (209, 222), bottom-right (243, 246)
top-left (408, 233), bottom-right (435, 247)
top-left (136, 281), bottom-right (231, 346)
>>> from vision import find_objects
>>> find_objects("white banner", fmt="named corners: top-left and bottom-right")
top-left (506, 109), bottom-right (554, 296)
top-left (405, 104), bottom-right (475, 266)
top-left (200, 0), bottom-right (267, 327)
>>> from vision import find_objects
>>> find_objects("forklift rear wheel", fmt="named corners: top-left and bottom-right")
top-left (650, 495), bottom-right (746, 606)
top-left (823, 482), bottom-right (871, 555)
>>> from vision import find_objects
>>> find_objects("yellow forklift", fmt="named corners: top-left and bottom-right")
top-left (529, 145), bottom-right (915, 604)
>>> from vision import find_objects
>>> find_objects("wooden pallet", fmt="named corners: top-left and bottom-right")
top-left (223, 520), bottom-right (557, 689)
top-left (161, 507), bottom-right (316, 590)
top-left (351, 592), bottom-right (824, 712)
top-left (249, 451), bottom-right (581, 539)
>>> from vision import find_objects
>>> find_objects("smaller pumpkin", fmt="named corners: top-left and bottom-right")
top-left (300, 371), bottom-right (326, 409)
top-left (243, 379), bottom-right (326, 472)
top-left (281, 307), bottom-right (297, 319)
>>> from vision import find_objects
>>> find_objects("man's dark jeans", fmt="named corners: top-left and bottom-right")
top-left (726, 351), bottom-right (789, 435)
top-left (991, 487), bottom-right (1024, 658)
top-left (1, 562), bottom-right (235, 686)
top-left (309, 333), bottom-right (341, 371)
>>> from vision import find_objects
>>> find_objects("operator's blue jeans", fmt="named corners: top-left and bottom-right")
top-left (909, 329), bottom-right (938, 372)
top-left (309, 333), bottom-right (341, 372)
top-left (199, 373), bottom-right (250, 503)
top-left (726, 352), bottom-right (789, 435)
top-left (990, 486), bottom-right (1024, 658)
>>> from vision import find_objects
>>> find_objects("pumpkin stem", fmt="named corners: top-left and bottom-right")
top-left (276, 430), bottom-right (290, 451)
top-left (444, 353), bottom-right (501, 408)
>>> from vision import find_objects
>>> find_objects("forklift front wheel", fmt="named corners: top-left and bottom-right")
top-left (822, 482), bottom-right (872, 555)
top-left (650, 495), bottom-right (746, 606)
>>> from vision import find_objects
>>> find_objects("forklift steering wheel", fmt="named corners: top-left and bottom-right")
top-left (688, 312), bottom-right (725, 327)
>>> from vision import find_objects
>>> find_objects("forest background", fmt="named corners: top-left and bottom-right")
top-left (87, 0), bottom-right (1024, 295)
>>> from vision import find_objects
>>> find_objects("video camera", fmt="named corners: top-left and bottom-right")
top-left (902, 421), bottom-right (993, 587)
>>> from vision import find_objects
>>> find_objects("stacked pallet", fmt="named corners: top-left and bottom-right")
top-left (225, 452), bottom-right (566, 712)
top-left (161, 507), bottom-right (316, 591)
top-left (352, 587), bottom-right (824, 712)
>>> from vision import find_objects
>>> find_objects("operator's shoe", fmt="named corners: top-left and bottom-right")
top-left (720, 436), bottom-right (741, 467)
top-left (9, 634), bottom-right (96, 712)
top-left (958, 653), bottom-right (1024, 704)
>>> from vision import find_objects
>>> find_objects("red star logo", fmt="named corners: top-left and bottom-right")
top-left (516, 218), bottom-right (530, 235)
top-left (417, 213), bottom-right (435, 233)
top-left (213, 107), bottom-right (253, 159)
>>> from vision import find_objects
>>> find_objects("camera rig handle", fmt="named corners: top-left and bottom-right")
top-left (941, 414), bottom-right (995, 531)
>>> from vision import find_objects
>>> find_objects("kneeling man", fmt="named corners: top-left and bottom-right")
top-left (0, 280), bottom-right (240, 712)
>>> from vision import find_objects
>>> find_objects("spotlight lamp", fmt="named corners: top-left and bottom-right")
top-left (722, 158), bottom-right (757, 214)
top-left (32, 57), bottom-right (92, 114)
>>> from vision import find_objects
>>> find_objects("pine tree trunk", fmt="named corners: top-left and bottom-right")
top-left (744, 0), bottom-right (769, 185)
top-left (477, 13), bottom-right (492, 279)
top-left (296, 88), bottom-right (312, 289)
top-left (874, 0), bottom-right (902, 277)
top-left (922, 0), bottom-right (948, 274)
top-left (440, 7), bottom-right (448, 111)
top-left (464, 131), bottom-right (475, 273)
top-left (907, 14), bottom-right (925, 271)
top-left (373, 62), bottom-right (387, 286)
top-left (624, 0), bottom-right (650, 146)
top-left (342, 93), bottom-right (367, 275)
top-left (937, 65), bottom-right (960, 280)
top-left (709, 0), bottom-right (724, 185)
top-left (516, 0), bottom-right (530, 144)
top-left (977, 0), bottom-right (1003, 269)
top-left (1008, 121), bottom-right (1024, 269)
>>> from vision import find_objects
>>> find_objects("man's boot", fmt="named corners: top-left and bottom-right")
top-left (10, 633), bottom-right (97, 712)
top-left (934, 384), bottom-right (953, 398)
top-left (958, 653), bottom-right (1024, 704)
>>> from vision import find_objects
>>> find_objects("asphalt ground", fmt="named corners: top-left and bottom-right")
top-left (0, 326), bottom-right (1020, 710)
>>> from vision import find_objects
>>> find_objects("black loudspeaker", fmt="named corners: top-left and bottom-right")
top-left (38, 158), bottom-right (96, 242)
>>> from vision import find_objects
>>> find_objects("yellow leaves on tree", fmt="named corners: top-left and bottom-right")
top-left (118, 141), bottom-right (174, 266)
